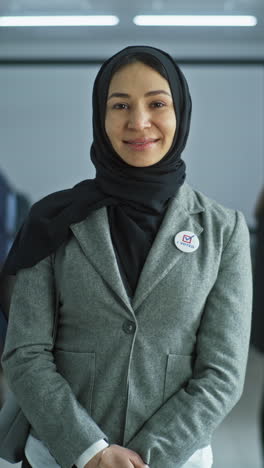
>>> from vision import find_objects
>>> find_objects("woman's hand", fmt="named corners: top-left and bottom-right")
top-left (84, 444), bottom-right (149, 468)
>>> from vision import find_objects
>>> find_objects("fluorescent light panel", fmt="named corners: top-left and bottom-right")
top-left (133, 15), bottom-right (257, 27)
top-left (0, 14), bottom-right (257, 28)
top-left (0, 15), bottom-right (119, 27)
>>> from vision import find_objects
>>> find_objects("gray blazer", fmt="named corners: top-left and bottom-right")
top-left (1, 183), bottom-right (252, 468)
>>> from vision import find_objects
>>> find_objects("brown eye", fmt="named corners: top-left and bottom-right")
top-left (112, 103), bottom-right (129, 110)
top-left (151, 101), bottom-right (166, 108)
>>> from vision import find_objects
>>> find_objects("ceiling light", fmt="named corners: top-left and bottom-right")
top-left (0, 15), bottom-right (119, 27)
top-left (133, 15), bottom-right (257, 27)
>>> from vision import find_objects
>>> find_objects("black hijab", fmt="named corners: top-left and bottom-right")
top-left (1, 45), bottom-right (192, 300)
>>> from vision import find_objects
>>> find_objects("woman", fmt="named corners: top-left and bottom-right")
top-left (1, 45), bottom-right (252, 468)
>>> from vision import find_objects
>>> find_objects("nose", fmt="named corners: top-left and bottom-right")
top-left (127, 107), bottom-right (151, 130)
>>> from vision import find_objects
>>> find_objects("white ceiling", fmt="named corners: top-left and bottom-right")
top-left (0, 0), bottom-right (263, 61)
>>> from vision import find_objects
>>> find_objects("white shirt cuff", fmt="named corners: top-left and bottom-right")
top-left (75, 439), bottom-right (109, 468)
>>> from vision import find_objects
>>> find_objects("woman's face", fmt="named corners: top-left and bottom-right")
top-left (105, 62), bottom-right (176, 167)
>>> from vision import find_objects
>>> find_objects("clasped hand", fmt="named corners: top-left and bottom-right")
top-left (84, 444), bottom-right (149, 468)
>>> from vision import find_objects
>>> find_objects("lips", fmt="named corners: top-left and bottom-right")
top-left (124, 138), bottom-right (159, 145)
top-left (123, 138), bottom-right (160, 152)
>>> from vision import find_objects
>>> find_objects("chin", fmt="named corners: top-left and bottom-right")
top-left (123, 158), bottom-right (159, 167)
top-left (118, 152), bottom-right (165, 167)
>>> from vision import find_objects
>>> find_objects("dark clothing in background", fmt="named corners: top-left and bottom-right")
top-left (0, 172), bottom-right (30, 265)
top-left (251, 215), bottom-right (264, 353)
top-left (251, 213), bottom-right (264, 462)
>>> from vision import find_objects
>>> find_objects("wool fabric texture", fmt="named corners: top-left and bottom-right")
top-left (2, 45), bottom-right (192, 295)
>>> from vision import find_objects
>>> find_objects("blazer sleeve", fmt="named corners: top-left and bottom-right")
top-left (1, 255), bottom-right (107, 468)
top-left (126, 210), bottom-right (253, 468)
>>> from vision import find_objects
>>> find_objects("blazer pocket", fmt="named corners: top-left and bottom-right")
top-left (54, 350), bottom-right (95, 414)
top-left (163, 354), bottom-right (193, 402)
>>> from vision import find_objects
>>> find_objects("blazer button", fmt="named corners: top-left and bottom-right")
top-left (123, 320), bottom-right (136, 334)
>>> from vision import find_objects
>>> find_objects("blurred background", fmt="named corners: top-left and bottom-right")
top-left (0, 1), bottom-right (264, 467)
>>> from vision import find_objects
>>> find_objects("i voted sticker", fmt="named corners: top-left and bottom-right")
top-left (174, 231), bottom-right (199, 253)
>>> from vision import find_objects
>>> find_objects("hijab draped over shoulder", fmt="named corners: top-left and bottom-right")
top-left (1, 45), bottom-right (192, 307)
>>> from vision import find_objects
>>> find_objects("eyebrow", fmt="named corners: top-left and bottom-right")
top-left (107, 90), bottom-right (172, 100)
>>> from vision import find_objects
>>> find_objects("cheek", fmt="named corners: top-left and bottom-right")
top-left (160, 115), bottom-right (177, 140)
top-left (105, 112), bottom-right (113, 134)
top-left (105, 114), bottom-right (122, 140)
top-left (104, 116), bottom-right (110, 138)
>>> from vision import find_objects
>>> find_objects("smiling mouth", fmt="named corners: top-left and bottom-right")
top-left (123, 138), bottom-right (160, 145)
top-left (122, 139), bottom-right (160, 152)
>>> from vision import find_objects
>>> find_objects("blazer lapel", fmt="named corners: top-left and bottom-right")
top-left (69, 184), bottom-right (204, 315)
top-left (70, 207), bottom-right (134, 314)
top-left (132, 184), bottom-right (205, 311)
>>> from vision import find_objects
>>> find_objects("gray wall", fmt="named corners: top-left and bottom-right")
top-left (0, 64), bottom-right (263, 227)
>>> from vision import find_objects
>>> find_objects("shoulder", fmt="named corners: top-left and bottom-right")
top-left (189, 184), bottom-right (235, 217)
top-left (29, 187), bottom-right (73, 218)
top-left (28, 179), bottom-right (96, 219)
top-left (182, 183), bottom-right (249, 247)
